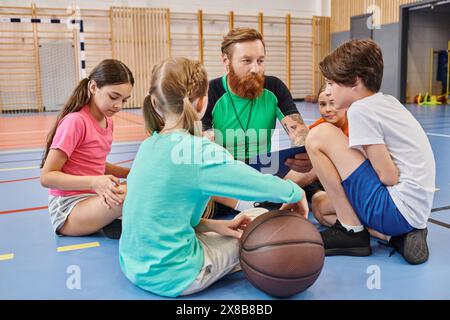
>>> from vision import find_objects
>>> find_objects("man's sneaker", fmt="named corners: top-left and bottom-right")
top-left (320, 220), bottom-right (372, 256)
top-left (102, 219), bottom-right (122, 239)
top-left (388, 228), bottom-right (429, 265)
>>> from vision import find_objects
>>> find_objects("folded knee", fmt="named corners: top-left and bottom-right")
top-left (306, 123), bottom-right (338, 151)
top-left (312, 208), bottom-right (325, 224)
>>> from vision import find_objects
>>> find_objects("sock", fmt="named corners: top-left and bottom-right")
top-left (341, 221), bottom-right (364, 233)
top-left (234, 200), bottom-right (256, 212)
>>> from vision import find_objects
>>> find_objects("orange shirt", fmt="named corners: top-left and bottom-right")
top-left (308, 117), bottom-right (349, 137)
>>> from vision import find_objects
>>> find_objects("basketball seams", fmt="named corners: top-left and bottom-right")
top-left (242, 240), bottom-right (324, 251)
top-left (240, 257), bottom-right (324, 281)
top-left (240, 212), bottom-right (311, 244)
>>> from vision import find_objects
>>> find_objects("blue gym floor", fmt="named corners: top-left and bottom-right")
top-left (1, 102), bottom-right (449, 300)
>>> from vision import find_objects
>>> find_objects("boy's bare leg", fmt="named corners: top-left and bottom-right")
top-left (368, 228), bottom-right (390, 241)
top-left (311, 191), bottom-right (337, 227)
top-left (306, 123), bottom-right (366, 227)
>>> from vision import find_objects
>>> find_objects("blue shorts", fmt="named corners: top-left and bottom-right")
top-left (342, 160), bottom-right (413, 236)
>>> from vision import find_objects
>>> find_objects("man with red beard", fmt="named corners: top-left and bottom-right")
top-left (204, 28), bottom-right (310, 161)
top-left (203, 28), bottom-right (311, 214)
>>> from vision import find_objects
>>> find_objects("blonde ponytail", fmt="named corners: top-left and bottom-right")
top-left (143, 94), bottom-right (164, 135)
top-left (181, 97), bottom-right (202, 136)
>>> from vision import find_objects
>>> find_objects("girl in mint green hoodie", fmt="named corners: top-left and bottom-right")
top-left (119, 57), bottom-right (308, 297)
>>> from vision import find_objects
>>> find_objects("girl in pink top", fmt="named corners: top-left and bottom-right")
top-left (40, 59), bottom-right (134, 238)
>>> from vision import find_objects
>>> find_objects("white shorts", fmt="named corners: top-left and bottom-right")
top-left (181, 208), bottom-right (268, 296)
top-left (48, 193), bottom-right (97, 233)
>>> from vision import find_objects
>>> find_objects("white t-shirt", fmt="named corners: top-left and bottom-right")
top-left (348, 93), bottom-right (435, 229)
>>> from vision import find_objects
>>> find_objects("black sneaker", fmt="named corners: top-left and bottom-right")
top-left (254, 201), bottom-right (282, 211)
top-left (102, 219), bottom-right (122, 239)
top-left (320, 220), bottom-right (372, 256)
top-left (388, 228), bottom-right (429, 265)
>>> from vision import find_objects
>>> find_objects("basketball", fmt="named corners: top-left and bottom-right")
top-left (240, 210), bottom-right (324, 297)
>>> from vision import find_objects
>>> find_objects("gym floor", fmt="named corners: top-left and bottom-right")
top-left (1, 102), bottom-right (449, 300)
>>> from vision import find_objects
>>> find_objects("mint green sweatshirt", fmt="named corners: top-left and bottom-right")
top-left (119, 131), bottom-right (302, 297)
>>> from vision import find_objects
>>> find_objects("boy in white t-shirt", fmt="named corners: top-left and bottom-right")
top-left (306, 39), bottom-right (435, 265)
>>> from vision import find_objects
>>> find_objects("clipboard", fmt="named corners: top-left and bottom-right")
top-left (248, 145), bottom-right (307, 178)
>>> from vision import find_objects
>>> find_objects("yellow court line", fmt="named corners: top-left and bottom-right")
top-left (0, 253), bottom-right (14, 261)
top-left (0, 165), bottom-right (39, 172)
top-left (57, 242), bottom-right (100, 252)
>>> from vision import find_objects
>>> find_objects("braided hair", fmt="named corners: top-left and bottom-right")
top-left (143, 57), bottom-right (208, 136)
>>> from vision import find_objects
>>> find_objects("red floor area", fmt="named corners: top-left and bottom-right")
top-left (0, 110), bottom-right (147, 151)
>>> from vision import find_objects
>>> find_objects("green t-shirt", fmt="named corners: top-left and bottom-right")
top-left (119, 131), bottom-right (302, 297)
top-left (203, 75), bottom-right (299, 160)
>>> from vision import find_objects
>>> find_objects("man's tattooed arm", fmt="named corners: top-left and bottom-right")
top-left (280, 113), bottom-right (309, 146)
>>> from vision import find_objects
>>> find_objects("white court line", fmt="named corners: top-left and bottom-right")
top-left (0, 141), bottom-right (141, 172)
top-left (0, 148), bottom-right (43, 155)
top-left (0, 140), bottom-right (141, 156)
top-left (426, 132), bottom-right (450, 138)
top-left (111, 140), bottom-right (142, 147)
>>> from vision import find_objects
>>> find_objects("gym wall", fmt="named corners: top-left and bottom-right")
top-left (0, 1), bottom-right (331, 112)
top-left (330, 0), bottom-right (420, 99)
top-left (2, 0), bottom-right (331, 18)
